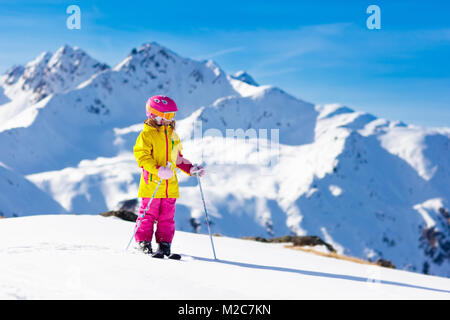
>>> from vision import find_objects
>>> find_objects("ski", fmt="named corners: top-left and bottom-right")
top-left (168, 253), bottom-right (182, 260)
top-left (151, 252), bottom-right (182, 260)
top-left (136, 242), bottom-right (182, 260)
top-left (151, 252), bottom-right (164, 259)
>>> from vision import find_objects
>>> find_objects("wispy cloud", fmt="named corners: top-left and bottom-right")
top-left (252, 67), bottom-right (302, 78)
top-left (223, 23), bottom-right (354, 69)
top-left (194, 46), bottom-right (245, 60)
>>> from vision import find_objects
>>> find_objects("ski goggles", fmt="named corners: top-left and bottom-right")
top-left (147, 106), bottom-right (176, 120)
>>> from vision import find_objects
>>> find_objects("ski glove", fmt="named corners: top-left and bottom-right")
top-left (190, 164), bottom-right (205, 177)
top-left (142, 168), bottom-right (150, 184)
top-left (157, 166), bottom-right (173, 180)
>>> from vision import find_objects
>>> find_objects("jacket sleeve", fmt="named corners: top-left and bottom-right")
top-left (176, 150), bottom-right (193, 176)
top-left (171, 132), bottom-right (193, 175)
top-left (133, 132), bottom-right (160, 175)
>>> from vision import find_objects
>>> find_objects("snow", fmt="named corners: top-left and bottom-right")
top-left (328, 184), bottom-right (343, 197)
top-left (1, 42), bottom-right (450, 278)
top-left (379, 127), bottom-right (438, 181)
top-left (0, 46), bottom-right (107, 132)
top-left (413, 198), bottom-right (445, 229)
top-left (26, 153), bottom-right (138, 213)
top-left (230, 70), bottom-right (259, 86)
top-left (0, 214), bottom-right (449, 299)
top-left (0, 164), bottom-right (65, 217)
top-left (320, 227), bottom-right (345, 254)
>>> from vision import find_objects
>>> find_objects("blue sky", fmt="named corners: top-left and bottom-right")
top-left (1, 0), bottom-right (449, 127)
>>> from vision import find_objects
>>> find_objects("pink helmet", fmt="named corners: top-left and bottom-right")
top-left (146, 95), bottom-right (178, 120)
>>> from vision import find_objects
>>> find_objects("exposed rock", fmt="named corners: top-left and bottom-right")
top-left (117, 198), bottom-right (139, 213)
top-left (242, 235), bottom-right (336, 253)
top-left (100, 210), bottom-right (137, 222)
top-left (375, 258), bottom-right (396, 269)
top-left (292, 236), bottom-right (336, 253)
top-left (242, 236), bottom-right (269, 243)
top-left (439, 207), bottom-right (450, 225)
top-left (419, 206), bottom-right (450, 269)
top-left (230, 71), bottom-right (259, 86)
top-left (189, 217), bottom-right (201, 233)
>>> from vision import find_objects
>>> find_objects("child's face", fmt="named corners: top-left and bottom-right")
top-left (154, 116), bottom-right (173, 126)
top-left (161, 119), bottom-right (172, 125)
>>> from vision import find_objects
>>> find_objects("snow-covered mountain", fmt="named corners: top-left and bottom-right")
top-left (0, 42), bottom-right (449, 277)
top-left (0, 45), bottom-right (109, 132)
top-left (230, 70), bottom-right (259, 86)
top-left (0, 215), bottom-right (449, 299)
top-left (0, 163), bottom-right (66, 217)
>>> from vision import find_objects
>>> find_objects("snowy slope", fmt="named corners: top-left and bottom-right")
top-left (0, 215), bottom-right (449, 299)
top-left (1, 42), bottom-right (450, 277)
top-left (0, 163), bottom-right (65, 217)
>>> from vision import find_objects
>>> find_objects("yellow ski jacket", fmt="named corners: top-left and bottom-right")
top-left (133, 123), bottom-right (190, 198)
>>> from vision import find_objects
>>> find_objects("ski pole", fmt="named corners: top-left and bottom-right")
top-left (125, 172), bottom-right (164, 251)
top-left (196, 174), bottom-right (217, 260)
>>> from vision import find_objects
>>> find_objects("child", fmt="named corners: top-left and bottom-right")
top-left (133, 95), bottom-right (204, 258)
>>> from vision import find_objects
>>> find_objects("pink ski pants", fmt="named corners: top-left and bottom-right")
top-left (134, 198), bottom-right (177, 243)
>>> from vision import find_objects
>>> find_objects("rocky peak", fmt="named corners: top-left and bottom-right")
top-left (2, 65), bottom-right (25, 86)
top-left (118, 42), bottom-right (179, 75)
top-left (231, 70), bottom-right (259, 86)
top-left (4, 45), bottom-right (109, 102)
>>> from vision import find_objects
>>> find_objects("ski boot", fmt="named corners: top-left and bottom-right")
top-left (137, 241), bottom-right (152, 254)
top-left (152, 242), bottom-right (181, 260)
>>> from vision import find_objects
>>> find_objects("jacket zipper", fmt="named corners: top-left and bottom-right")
top-left (164, 126), bottom-right (169, 198)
